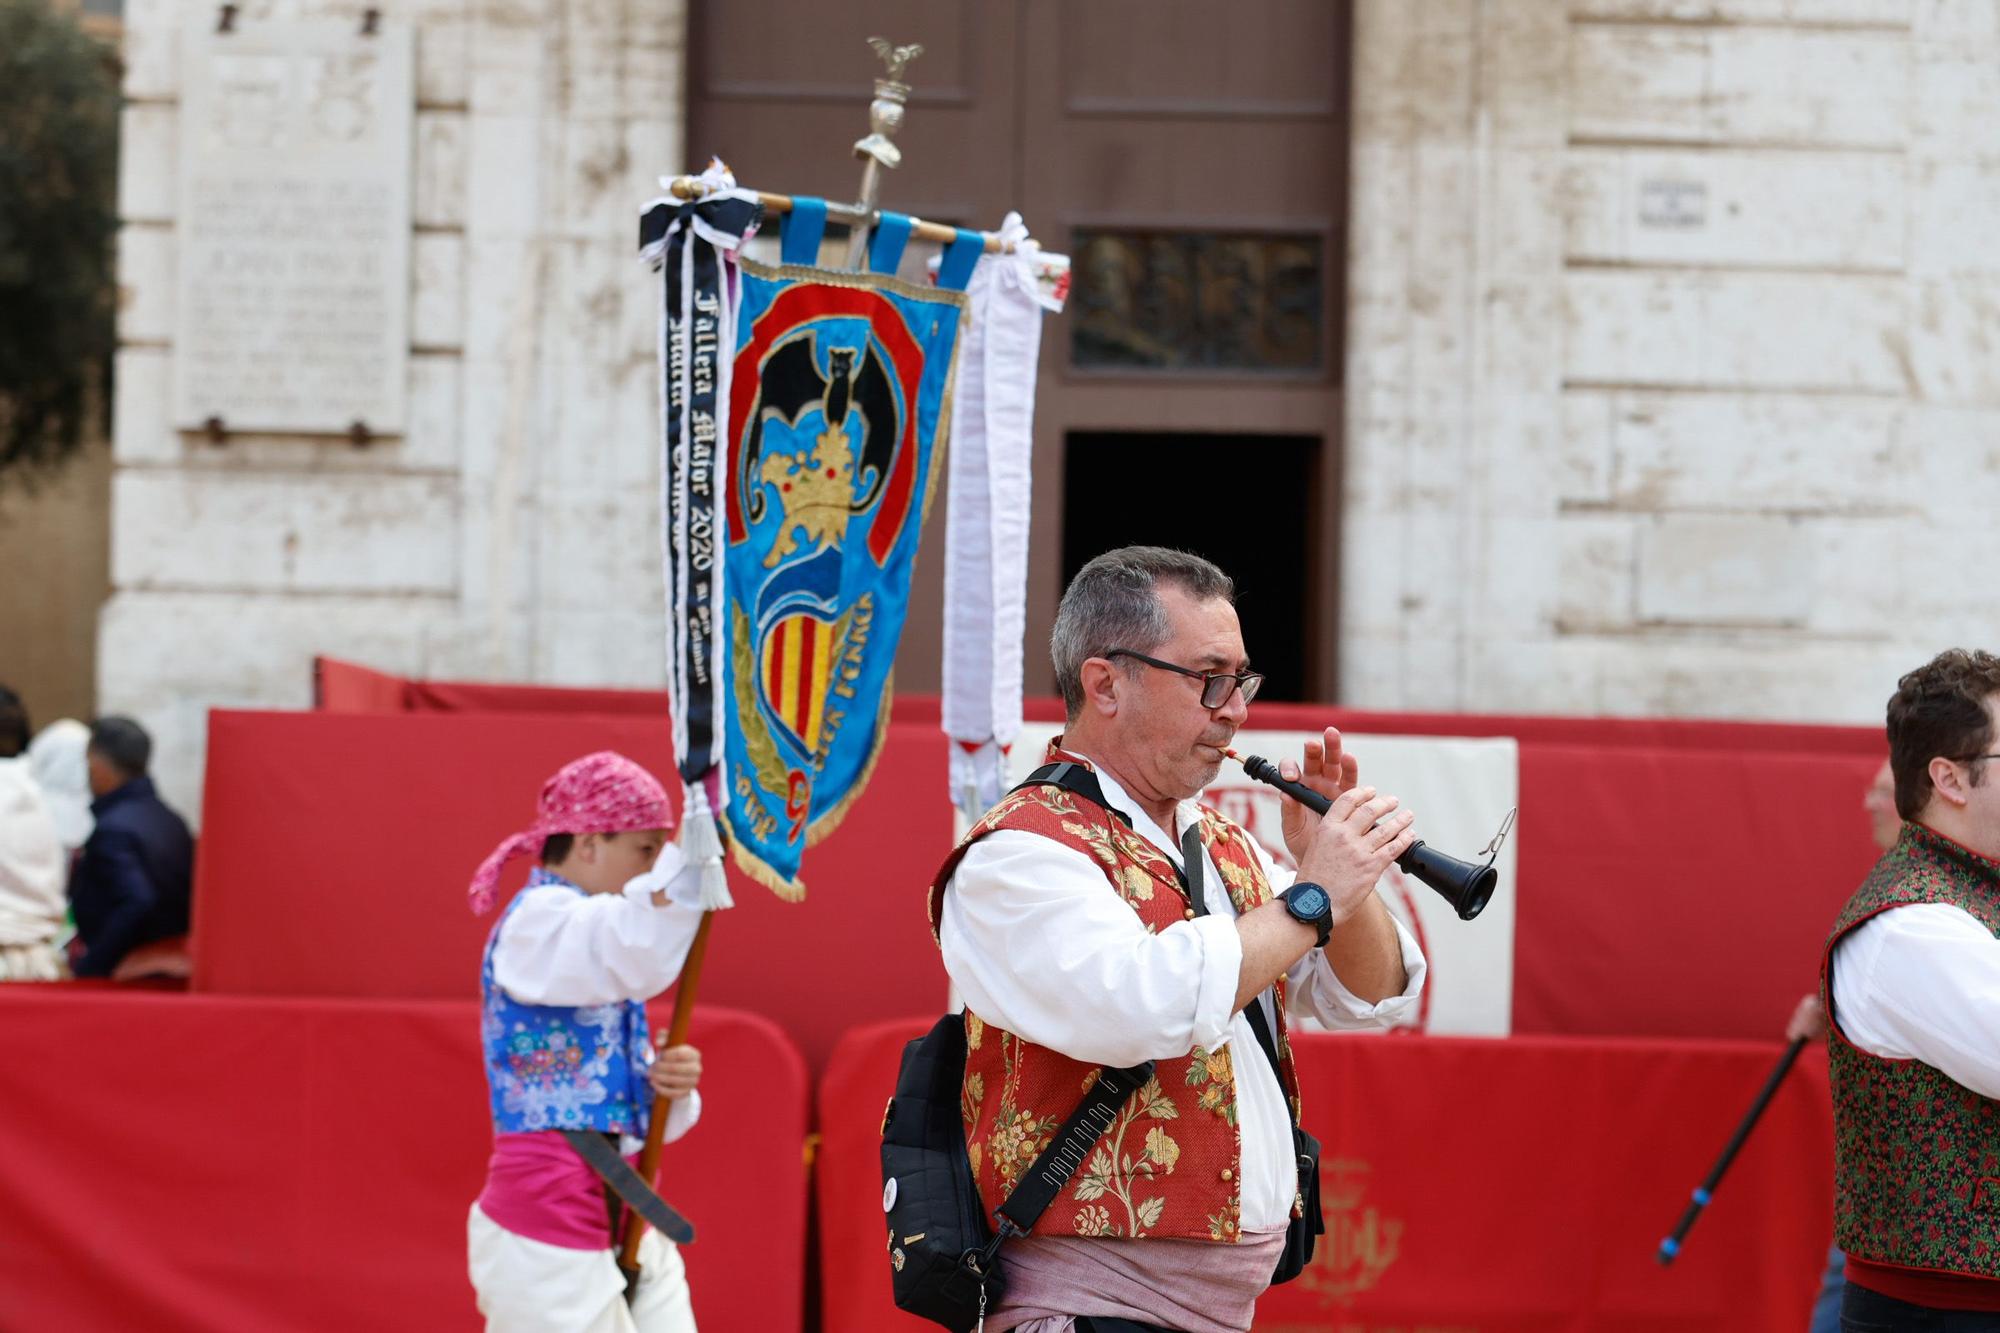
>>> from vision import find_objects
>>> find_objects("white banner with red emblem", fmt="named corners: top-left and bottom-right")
top-left (1009, 726), bottom-right (1520, 1037)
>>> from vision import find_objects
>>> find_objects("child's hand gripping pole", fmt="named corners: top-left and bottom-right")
top-left (617, 910), bottom-right (717, 1299)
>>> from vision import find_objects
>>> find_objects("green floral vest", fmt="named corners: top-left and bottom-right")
top-left (1822, 822), bottom-right (2000, 1278)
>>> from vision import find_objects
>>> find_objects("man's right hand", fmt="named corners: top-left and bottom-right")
top-left (1294, 785), bottom-right (1417, 926)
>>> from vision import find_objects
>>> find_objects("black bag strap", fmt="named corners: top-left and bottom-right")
top-left (1015, 761), bottom-right (1132, 829)
top-left (992, 1058), bottom-right (1155, 1237)
top-left (560, 1128), bottom-right (696, 1245)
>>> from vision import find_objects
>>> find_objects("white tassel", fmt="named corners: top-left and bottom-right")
top-left (681, 783), bottom-right (734, 912)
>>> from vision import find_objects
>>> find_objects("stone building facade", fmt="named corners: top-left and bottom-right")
top-left (108, 0), bottom-right (2000, 815)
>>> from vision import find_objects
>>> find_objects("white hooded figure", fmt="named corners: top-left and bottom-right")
top-left (27, 719), bottom-right (93, 859)
top-left (0, 753), bottom-right (66, 980)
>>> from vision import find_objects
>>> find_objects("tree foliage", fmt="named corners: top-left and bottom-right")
top-left (0, 0), bottom-right (119, 480)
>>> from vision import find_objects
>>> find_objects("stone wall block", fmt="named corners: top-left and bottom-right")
top-left (1555, 514), bottom-right (1639, 631)
top-left (1608, 392), bottom-right (1902, 511)
top-left (404, 352), bottom-right (464, 471)
top-left (1349, 0), bottom-right (1422, 143)
top-left (1901, 405), bottom-right (2000, 520)
top-left (1909, 157), bottom-right (2000, 276)
top-left (1570, 26), bottom-right (1710, 142)
top-left (1409, 143), bottom-right (1479, 391)
top-left (532, 489), bottom-right (657, 610)
top-left (1805, 517), bottom-right (1906, 635)
top-left (414, 110), bottom-right (469, 229)
top-left (466, 113), bottom-right (548, 242)
top-left (1336, 510), bottom-right (1410, 639)
top-left (1473, 517), bottom-right (1561, 632)
top-left (112, 472), bottom-right (459, 593)
top-left (113, 348), bottom-right (176, 465)
top-left (411, 232), bottom-right (467, 350)
top-left (1344, 387), bottom-right (1410, 514)
top-left (1914, 1), bottom-right (2000, 42)
top-left (1475, 393), bottom-right (1565, 517)
top-left (1488, 148), bottom-right (1568, 278)
top-left (1565, 272), bottom-right (1905, 391)
top-left (1907, 280), bottom-right (2000, 406)
top-left (1481, 1), bottom-right (1569, 147)
top-left (1563, 271), bottom-right (1705, 386)
top-left (1571, 25), bottom-right (1907, 148)
top-left (117, 225), bottom-right (175, 346)
top-left (461, 237), bottom-right (548, 365)
top-left (1706, 29), bottom-right (1909, 147)
top-left (120, 0), bottom-right (181, 100)
top-left (417, 11), bottom-right (472, 105)
top-left (1574, 1), bottom-right (1910, 21)
top-left (1912, 39), bottom-right (2000, 149)
top-left (118, 104), bottom-right (178, 225)
top-left (555, 118), bottom-right (638, 242)
top-left (534, 609), bottom-right (668, 687)
top-left (468, 21), bottom-right (549, 114)
top-left (1565, 148), bottom-right (1906, 270)
top-left (1462, 637), bottom-right (1604, 715)
top-left (1482, 280), bottom-right (1563, 395)
top-left (1557, 390), bottom-right (1618, 504)
top-left (1635, 513), bottom-right (1813, 624)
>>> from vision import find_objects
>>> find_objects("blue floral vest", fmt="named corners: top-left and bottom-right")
top-left (480, 869), bottom-right (653, 1135)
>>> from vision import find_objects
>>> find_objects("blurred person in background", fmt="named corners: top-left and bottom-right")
top-left (0, 685), bottom-right (67, 980)
top-left (28, 718), bottom-right (95, 870)
top-left (1790, 757), bottom-right (1898, 1333)
top-left (68, 716), bottom-right (193, 979)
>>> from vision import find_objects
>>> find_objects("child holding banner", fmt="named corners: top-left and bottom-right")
top-left (464, 751), bottom-right (708, 1333)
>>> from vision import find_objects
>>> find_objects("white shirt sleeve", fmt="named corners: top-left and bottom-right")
top-left (1830, 902), bottom-right (2000, 1100)
top-left (1245, 831), bottom-right (1428, 1028)
top-left (492, 846), bottom-right (707, 1007)
top-left (938, 828), bottom-right (1243, 1067)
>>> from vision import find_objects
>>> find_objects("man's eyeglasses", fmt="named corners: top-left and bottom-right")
top-left (1104, 649), bottom-right (1264, 710)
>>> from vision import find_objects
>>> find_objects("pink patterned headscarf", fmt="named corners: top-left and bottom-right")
top-left (467, 751), bottom-right (675, 914)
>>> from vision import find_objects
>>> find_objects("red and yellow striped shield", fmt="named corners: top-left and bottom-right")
top-left (761, 613), bottom-right (837, 753)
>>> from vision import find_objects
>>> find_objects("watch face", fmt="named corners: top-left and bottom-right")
top-left (1291, 884), bottom-right (1330, 919)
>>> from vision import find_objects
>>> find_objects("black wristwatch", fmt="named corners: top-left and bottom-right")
top-left (1282, 881), bottom-right (1333, 949)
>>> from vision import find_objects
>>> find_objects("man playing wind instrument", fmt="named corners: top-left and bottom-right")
top-left (927, 546), bottom-right (1428, 1333)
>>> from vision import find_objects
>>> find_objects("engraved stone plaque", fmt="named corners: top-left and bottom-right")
top-left (174, 19), bottom-right (413, 435)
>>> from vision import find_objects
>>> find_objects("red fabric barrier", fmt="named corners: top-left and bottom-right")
top-left (312, 656), bottom-right (409, 712)
top-left (0, 991), bottom-right (807, 1333)
top-left (194, 710), bottom-right (954, 1073)
top-left (313, 658), bottom-right (1882, 756)
top-left (197, 704), bottom-right (1884, 1053)
top-left (819, 1021), bottom-right (1833, 1333)
top-left (1510, 744), bottom-right (1884, 1038)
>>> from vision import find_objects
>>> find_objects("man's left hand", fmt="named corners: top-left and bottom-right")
top-left (649, 1040), bottom-right (702, 1100)
top-left (1280, 726), bottom-right (1362, 865)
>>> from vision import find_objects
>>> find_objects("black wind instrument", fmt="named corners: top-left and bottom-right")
top-left (1230, 751), bottom-right (1511, 921)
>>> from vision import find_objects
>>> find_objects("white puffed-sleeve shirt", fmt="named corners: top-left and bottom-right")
top-left (939, 763), bottom-right (1426, 1232)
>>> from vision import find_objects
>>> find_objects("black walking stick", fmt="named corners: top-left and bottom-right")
top-left (1657, 1036), bottom-right (1806, 1264)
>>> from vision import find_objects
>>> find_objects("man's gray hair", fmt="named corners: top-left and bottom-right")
top-left (1051, 546), bottom-right (1235, 721)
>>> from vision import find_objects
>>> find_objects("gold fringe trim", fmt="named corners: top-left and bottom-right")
top-left (730, 835), bottom-right (806, 903)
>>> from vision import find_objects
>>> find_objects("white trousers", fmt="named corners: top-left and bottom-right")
top-left (467, 1204), bottom-right (697, 1333)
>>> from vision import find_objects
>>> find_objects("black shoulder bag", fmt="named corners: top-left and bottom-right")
top-left (881, 763), bottom-right (1156, 1331)
top-left (1033, 761), bottom-right (1326, 1284)
top-left (881, 1017), bottom-right (1152, 1331)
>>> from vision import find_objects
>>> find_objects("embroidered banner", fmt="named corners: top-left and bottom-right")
top-left (720, 261), bottom-right (966, 897)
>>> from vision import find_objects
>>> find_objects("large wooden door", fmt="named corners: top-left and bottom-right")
top-left (688, 1), bottom-right (1351, 700)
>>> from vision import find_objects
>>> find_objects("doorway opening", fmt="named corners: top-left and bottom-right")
top-left (1060, 431), bottom-right (1323, 703)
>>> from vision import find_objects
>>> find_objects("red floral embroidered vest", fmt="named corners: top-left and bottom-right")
top-left (1822, 822), bottom-right (2000, 1280)
top-left (926, 749), bottom-right (1304, 1243)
